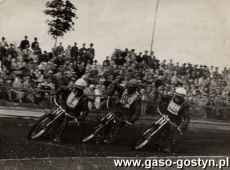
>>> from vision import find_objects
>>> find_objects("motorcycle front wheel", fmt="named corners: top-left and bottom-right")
top-left (81, 123), bottom-right (105, 143)
top-left (95, 120), bottom-right (120, 144)
top-left (27, 114), bottom-right (57, 140)
top-left (133, 124), bottom-right (161, 150)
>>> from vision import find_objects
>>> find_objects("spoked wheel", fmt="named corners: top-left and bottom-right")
top-left (28, 114), bottom-right (56, 140)
top-left (81, 123), bottom-right (105, 143)
top-left (133, 124), bottom-right (160, 150)
top-left (108, 121), bottom-right (119, 142)
top-left (96, 120), bottom-right (120, 144)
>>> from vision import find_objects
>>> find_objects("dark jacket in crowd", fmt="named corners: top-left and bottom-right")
top-left (20, 40), bottom-right (30, 50)
top-left (71, 46), bottom-right (78, 60)
top-left (31, 41), bottom-right (39, 50)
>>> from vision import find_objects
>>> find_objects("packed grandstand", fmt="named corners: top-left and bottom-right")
top-left (0, 36), bottom-right (229, 119)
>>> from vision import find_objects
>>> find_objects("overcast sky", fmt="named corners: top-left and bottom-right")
top-left (0, 0), bottom-right (229, 69)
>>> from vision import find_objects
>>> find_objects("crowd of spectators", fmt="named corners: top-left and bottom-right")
top-left (0, 36), bottom-right (229, 119)
top-left (102, 49), bottom-right (230, 106)
top-left (0, 36), bottom-right (95, 104)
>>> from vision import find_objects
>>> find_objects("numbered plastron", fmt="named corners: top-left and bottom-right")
top-left (66, 92), bottom-right (80, 109)
top-left (167, 99), bottom-right (182, 115)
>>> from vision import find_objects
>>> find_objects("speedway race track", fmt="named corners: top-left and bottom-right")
top-left (0, 110), bottom-right (230, 169)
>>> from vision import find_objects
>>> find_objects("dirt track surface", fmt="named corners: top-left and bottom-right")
top-left (0, 116), bottom-right (230, 159)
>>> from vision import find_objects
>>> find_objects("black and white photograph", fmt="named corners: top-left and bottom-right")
top-left (0, 0), bottom-right (230, 169)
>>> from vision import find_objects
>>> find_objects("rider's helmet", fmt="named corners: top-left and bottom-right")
top-left (126, 79), bottom-right (138, 94)
top-left (126, 79), bottom-right (138, 88)
top-left (74, 78), bottom-right (87, 89)
top-left (174, 87), bottom-right (187, 104)
top-left (175, 87), bottom-right (187, 97)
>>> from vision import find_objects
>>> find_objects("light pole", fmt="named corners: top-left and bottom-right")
top-left (150, 0), bottom-right (160, 52)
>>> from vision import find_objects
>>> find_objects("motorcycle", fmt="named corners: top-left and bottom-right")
top-left (133, 107), bottom-right (182, 150)
top-left (81, 97), bottom-right (133, 144)
top-left (27, 97), bottom-right (82, 140)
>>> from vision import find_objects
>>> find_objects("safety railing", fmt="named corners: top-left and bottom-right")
top-left (140, 100), bottom-right (230, 122)
top-left (0, 85), bottom-right (229, 122)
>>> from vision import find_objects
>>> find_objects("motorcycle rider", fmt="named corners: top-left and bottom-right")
top-left (53, 78), bottom-right (89, 142)
top-left (102, 78), bottom-right (141, 143)
top-left (157, 87), bottom-right (190, 154)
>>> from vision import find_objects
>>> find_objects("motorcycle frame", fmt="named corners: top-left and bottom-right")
top-left (152, 107), bottom-right (182, 136)
top-left (46, 98), bottom-right (80, 128)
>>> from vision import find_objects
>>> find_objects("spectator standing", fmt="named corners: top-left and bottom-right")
top-left (111, 49), bottom-right (119, 65)
top-left (0, 42), bottom-right (7, 60)
top-left (167, 59), bottom-right (174, 70)
top-left (1, 37), bottom-right (8, 47)
top-left (142, 50), bottom-right (150, 66)
top-left (103, 56), bottom-right (110, 67)
top-left (88, 43), bottom-right (95, 58)
top-left (1, 37), bottom-right (6, 45)
top-left (135, 52), bottom-right (143, 63)
top-left (65, 45), bottom-right (71, 60)
top-left (130, 49), bottom-right (136, 61)
top-left (31, 37), bottom-right (39, 50)
top-left (71, 42), bottom-right (78, 61)
top-left (54, 42), bottom-right (64, 56)
top-left (19, 36), bottom-right (30, 50)
top-left (79, 43), bottom-right (87, 57)
top-left (149, 51), bottom-right (157, 69)
top-left (160, 60), bottom-right (167, 70)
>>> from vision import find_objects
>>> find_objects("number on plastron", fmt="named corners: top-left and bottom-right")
top-left (167, 100), bottom-right (181, 115)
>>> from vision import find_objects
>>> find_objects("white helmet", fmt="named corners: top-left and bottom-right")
top-left (74, 78), bottom-right (87, 89)
top-left (175, 87), bottom-right (187, 96)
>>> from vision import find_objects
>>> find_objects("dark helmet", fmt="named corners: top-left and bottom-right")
top-left (126, 79), bottom-right (138, 88)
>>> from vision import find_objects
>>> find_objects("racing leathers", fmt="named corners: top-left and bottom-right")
top-left (101, 81), bottom-right (141, 143)
top-left (52, 87), bottom-right (89, 142)
top-left (157, 94), bottom-right (190, 153)
top-left (106, 82), bottom-right (141, 124)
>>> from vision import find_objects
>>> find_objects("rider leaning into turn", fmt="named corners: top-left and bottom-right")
top-left (103, 78), bottom-right (142, 143)
top-left (157, 87), bottom-right (190, 154)
top-left (107, 78), bottom-right (141, 124)
top-left (53, 78), bottom-right (89, 143)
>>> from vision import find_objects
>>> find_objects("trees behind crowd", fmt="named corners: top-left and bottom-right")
top-left (44, 0), bottom-right (77, 47)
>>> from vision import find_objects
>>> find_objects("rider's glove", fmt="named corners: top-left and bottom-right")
top-left (177, 126), bottom-right (183, 135)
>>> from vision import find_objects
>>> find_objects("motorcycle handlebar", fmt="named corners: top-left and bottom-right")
top-left (53, 96), bottom-right (59, 107)
top-left (157, 107), bottom-right (182, 135)
top-left (53, 96), bottom-right (79, 125)
top-left (105, 97), bottom-right (134, 126)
